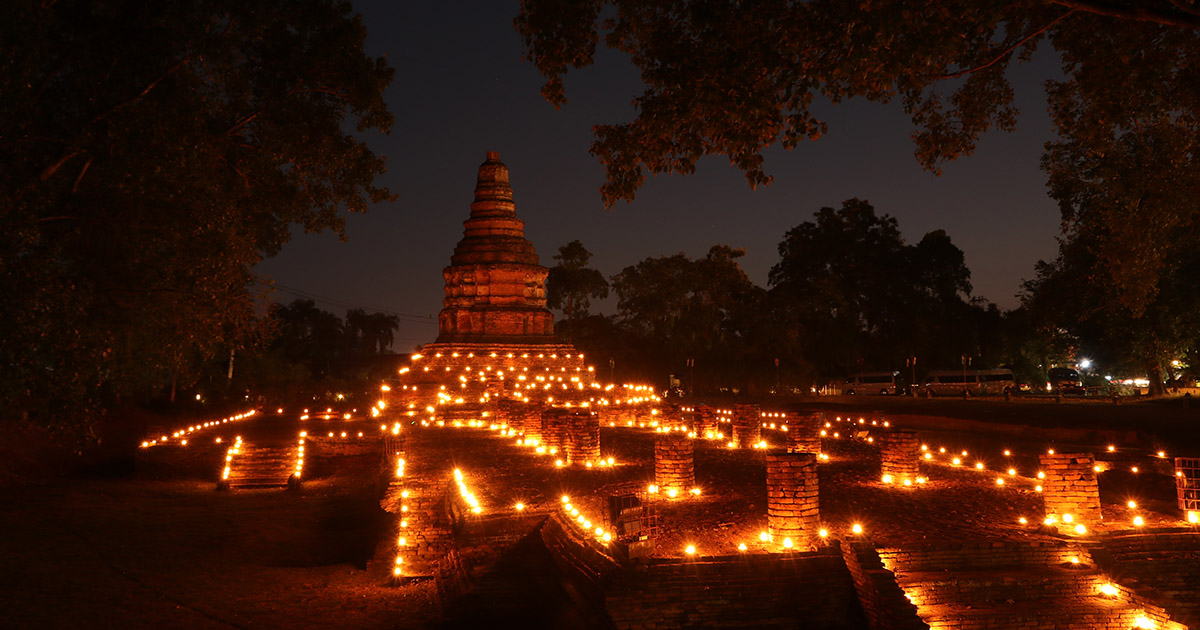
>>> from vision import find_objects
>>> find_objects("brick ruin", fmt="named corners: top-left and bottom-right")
top-left (1040, 451), bottom-right (1104, 523)
top-left (879, 430), bottom-right (921, 483)
top-left (785, 411), bottom-right (822, 454)
top-left (694, 404), bottom-right (719, 438)
top-left (732, 403), bottom-right (762, 447)
top-left (655, 430), bottom-right (696, 493)
top-left (563, 409), bottom-right (601, 464)
top-left (766, 452), bottom-right (820, 543)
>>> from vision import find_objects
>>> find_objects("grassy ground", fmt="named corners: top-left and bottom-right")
top-left (0, 430), bottom-right (440, 630)
top-left (1, 397), bottom-right (1196, 628)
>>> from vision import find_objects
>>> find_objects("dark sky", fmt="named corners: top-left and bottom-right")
top-left (256, 1), bottom-right (1064, 352)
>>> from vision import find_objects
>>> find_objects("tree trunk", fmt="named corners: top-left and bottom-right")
top-left (1146, 357), bottom-right (1166, 397)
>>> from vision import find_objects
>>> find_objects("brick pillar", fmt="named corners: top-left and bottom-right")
top-left (655, 431), bottom-right (695, 492)
top-left (564, 410), bottom-right (600, 464)
top-left (785, 412), bottom-right (822, 453)
top-left (518, 402), bottom-right (544, 444)
top-left (612, 405), bottom-right (636, 427)
top-left (1039, 452), bottom-right (1103, 523)
top-left (879, 430), bottom-right (920, 483)
top-left (732, 403), bottom-right (762, 447)
top-left (541, 407), bottom-right (567, 453)
top-left (492, 399), bottom-right (513, 431)
top-left (695, 404), bottom-right (718, 438)
top-left (767, 452), bottom-right (820, 541)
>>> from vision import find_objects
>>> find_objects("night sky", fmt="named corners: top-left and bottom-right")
top-left (256, 1), bottom-right (1064, 352)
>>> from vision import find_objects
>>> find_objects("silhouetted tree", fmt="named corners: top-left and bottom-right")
top-left (769, 199), bottom-right (977, 374)
top-left (1, 0), bottom-right (394, 443)
top-left (547, 240), bottom-right (610, 321)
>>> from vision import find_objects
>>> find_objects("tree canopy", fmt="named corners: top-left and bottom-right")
top-left (546, 240), bottom-right (610, 321)
top-left (1, 0), bottom-right (394, 442)
top-left (517, 0), bottom-right (1200, 390)
top-left (517, 0), bottom-right (1200, 206)
top-left (769, 199), bottom-right (978, 374)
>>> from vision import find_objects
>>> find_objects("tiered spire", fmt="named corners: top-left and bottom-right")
top-left (435, 152), bottom-right (555, 344)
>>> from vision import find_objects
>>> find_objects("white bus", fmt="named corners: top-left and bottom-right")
top-left (843, 371), bottom-right (900, 396)
top-left (921, 369), bottom-right (1016, 397)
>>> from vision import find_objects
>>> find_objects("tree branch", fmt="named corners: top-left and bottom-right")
top-left (934, 9), bottom-right (1077, 80)
top-left (90, 56), bottom-right (191, 126)
top-left (1168, 0), bottom-right (1200, 18)
top-left (1052, 0), bottom-right (1200, 29)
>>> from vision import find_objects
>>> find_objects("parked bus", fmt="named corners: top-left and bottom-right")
top-left (843, 371), bottom-right (900, 396)
top-left (921, 369), bottom-right (1016, 397)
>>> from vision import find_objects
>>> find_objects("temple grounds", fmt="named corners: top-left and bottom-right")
top-left (2, 397), bottom-right (1197, 629)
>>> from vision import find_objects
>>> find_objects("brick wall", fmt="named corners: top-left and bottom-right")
top-left (841, 541), bottom-right (928, 630)
top-left (607, 549), bottom-right (860, 629)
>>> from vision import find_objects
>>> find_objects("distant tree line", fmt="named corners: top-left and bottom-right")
top-left (547, 198), bottom-right (1197, 396)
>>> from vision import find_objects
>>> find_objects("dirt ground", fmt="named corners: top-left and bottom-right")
top-left (1, 397), bottom-right (1197, 628)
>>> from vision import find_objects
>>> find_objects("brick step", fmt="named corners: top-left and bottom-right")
top-left (896, 567), bottom-right (1086, 604)
top-left (919, 600), bottom-right (1148, 630)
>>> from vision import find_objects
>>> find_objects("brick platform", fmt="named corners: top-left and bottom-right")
top-left (1038, 452), bottom-right (1103, 523)
top-left (767, 452), bottom-right (820, 542)
top-left (654, 431), bottom-right (695, 492)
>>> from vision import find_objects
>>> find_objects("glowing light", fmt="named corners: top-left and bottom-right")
top-left (1134, 616), bottom-right (1155, 629)
top-left (851, 523), bottom-right (863, 534)
top-left (1127, 500), bottom-right (1137, 509)
top-left (818, 529), bottom-right (829, 538)
top-left (685, 545), bottom-right (696, 555)
top-left (759, 531), bottom-right (769, 542)
top-left (881, 474), bottom-right (893, 484)
top-left (515, 502), bottom-right (525, 511)
top-left (782, 538), bottom-right (793, 549)
top-left (738, 543), bottom-right (747, 551)
top-left (1099, 583), bottom-right (1118, 597)
top-left (1133, 516), bottom-right (1144, 526)
top-left (1074, 524), bottom-right (1086, 534)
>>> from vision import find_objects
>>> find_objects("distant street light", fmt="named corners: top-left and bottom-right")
top-left (1079, 358), bottom-right (1092, 369)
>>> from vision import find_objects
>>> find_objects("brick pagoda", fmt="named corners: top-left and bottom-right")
top-left (390, 152), bottom-right (596, 417)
